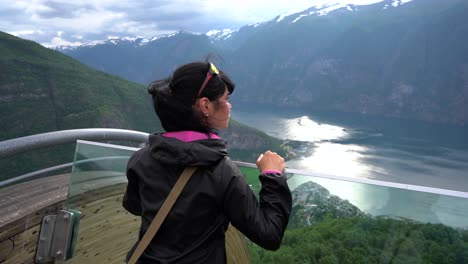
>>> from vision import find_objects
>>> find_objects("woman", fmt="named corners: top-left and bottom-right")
top-left (123, 61), bottom-right (292, 263)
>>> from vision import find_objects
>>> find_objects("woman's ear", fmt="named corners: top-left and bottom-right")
top-left (197, 97), bottom-right (210, 116)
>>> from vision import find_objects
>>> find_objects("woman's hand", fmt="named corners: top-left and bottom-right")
top-left (256, 150), bottom-right (285, 173)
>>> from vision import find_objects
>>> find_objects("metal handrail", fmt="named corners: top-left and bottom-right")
top-left (0, 156), bottom-right (130, 188)
top-left (235, 161), bottom-right (468, 199)
top-left (2, 129), bottom-right (468, 199)
top-left (0, 128), bottom-right (149, 159)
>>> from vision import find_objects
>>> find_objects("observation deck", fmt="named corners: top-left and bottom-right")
top-left (1, 129), bottom-right (467, 263)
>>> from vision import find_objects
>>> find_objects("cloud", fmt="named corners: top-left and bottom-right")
top-left (35, 1), bottom-right (96, 19)
top-left (0, 0), bottom-right (388, 47)
top-left (106, 0), bottom-right (211, 32)
top-left (1, 0), bottom-right (210, 46)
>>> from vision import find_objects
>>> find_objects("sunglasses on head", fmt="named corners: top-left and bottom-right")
top-left (197, 63), bottom-right (220, 97)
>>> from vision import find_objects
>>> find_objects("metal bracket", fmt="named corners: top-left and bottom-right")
top-left (36, 209), bottom-right (81, 263)
top-left (36, 215), bottom-right (56, 263)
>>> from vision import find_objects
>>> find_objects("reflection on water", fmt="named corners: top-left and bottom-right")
top-left (279, 115), bottom-right (374, 176)
top-left (231, 108), bottom-right (468, 192)
top-left (288, 143), bottom-right (373, 178)
top-left (283, 116), bottom-right (347, 141)
top-left (231, 110), bottom-right (380, 179)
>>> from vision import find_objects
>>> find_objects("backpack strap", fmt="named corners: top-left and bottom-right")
top-left (127, 167), bottom-right (197, 264)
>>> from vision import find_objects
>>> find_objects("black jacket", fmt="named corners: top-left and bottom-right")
top-left (123, 133), bottom-right (292, 263)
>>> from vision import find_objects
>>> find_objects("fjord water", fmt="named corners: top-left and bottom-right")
top-left (232, 106), bottom-right (468, 192)
top-left (232, 106), bottom-right (468, 228)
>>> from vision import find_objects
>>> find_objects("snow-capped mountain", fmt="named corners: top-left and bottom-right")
top-left (56, 0), bottom-right (468, 125)
top-left (55, 32), bottom-right (184, 52)
top-left (56, 0), bottom-right (417, 51)
top-left (270, 0), bottom-right (415, 24)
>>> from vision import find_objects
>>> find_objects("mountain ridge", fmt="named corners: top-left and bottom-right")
top-left (54, 0), bottom-right (418, 50)
top-left (55, 0), bottom-right (468, 126)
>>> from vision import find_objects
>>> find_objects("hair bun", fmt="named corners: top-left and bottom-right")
top-left (148, 78), bottom-right (170, 95)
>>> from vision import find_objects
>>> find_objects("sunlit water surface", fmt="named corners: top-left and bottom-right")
top-left (231, 108), bottom-right (468, 191)
top-left (231, 108), bottom-right (468, 228)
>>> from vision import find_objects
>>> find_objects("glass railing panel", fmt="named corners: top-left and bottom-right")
top-left (248, 173), bottom-right (468, 263)
top-left (238, 165), bottom-right (262, 195)
top-left (62, 141), bottom-right (468, 263)
top-left (64, 140), bottom-right (138, 264)
top-left (0, 144), bottom-right (76, 185)
top-left (67, 140), bottom-right (136, 206)
top-left (287, 173), bottom-right (468, 229)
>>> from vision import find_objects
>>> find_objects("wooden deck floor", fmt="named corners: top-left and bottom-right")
top-left (0, 175), bottom-right (69, 263)
top-left (0, 172), bottom-right (250, 264)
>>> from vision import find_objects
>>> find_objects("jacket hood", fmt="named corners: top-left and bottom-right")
top-left (148, 133), bottom-right (227, 166)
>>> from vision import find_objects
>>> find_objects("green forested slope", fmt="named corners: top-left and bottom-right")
top-left (0, 32), bottom-right (291, 180)
top-left (0, 31), bottom-right (159, 141)
top-left (0, 32), bottom-right (159, 179)
top-left (249, 217), bottom-right (468, 264)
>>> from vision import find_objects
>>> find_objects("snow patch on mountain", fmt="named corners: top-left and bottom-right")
top-left (276, 11), bottom-right (298, 23)
top-left (150, 32), bottom-right (178, 42)
top-left (391, 0), bottom-right (414, 7)
top-left (276, 0), bottom-right (415, 24)
top-left (55, 32), bottom-right (184, 51)
top-left (316, 3), bottom-right (349, 16)
top-left (292, 14), bottom-right (308, 24)
top-left (205, 29), bottom-right (237, 41)
top-left (276, 2), bottom-right (356, 24)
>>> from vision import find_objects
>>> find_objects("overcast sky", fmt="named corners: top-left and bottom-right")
top-left (0, 0), bottom-right (385, 47)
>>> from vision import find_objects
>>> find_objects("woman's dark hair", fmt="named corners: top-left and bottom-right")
top-left (148, 61), bottom-right (235, 132)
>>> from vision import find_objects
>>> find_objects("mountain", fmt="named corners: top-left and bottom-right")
top-left (288, 181), bottom-right (366, 228)
top-left (57, 0), bottom-right (468, 126)
top-left (0, 31), bottom-right (293, 181)
top-left (57, 31), bottom-right (219, 85)
top-left (224, 0), bottom-right (468, 125)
